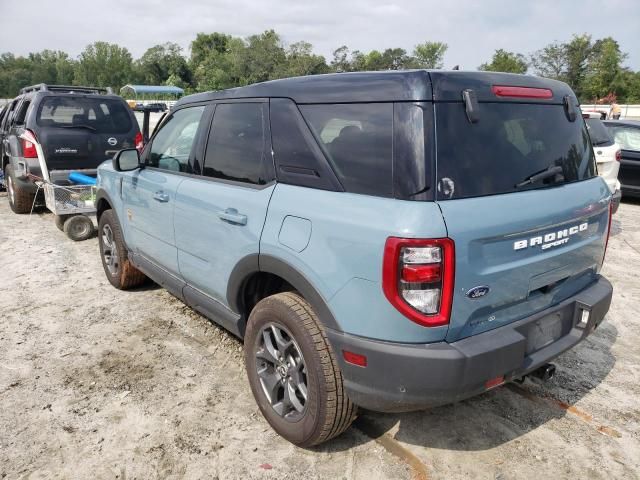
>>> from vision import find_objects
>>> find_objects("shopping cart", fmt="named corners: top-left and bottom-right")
top-left (35, 176), bottom-right (97, 241)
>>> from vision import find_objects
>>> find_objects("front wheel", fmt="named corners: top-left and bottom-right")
top-left (98, 209), bottom-right (147, 289)
top-left (244, 292), bottom-right (356, 447)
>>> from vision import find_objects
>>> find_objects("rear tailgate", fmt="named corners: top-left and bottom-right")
top-left (429, 71), bottom-right (611, 342)
top-left (439, 180), bottom-right (610, 341)
top-left (34, 95), bottom-right (137, 172)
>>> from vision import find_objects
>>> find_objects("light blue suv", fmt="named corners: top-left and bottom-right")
top-left (95, 70), bottom-right (613, 446)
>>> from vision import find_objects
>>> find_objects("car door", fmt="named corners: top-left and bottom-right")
top-left (122, 104), bottom-right (206, 277)
top-left (608, 125), bottom-right (640, 195)
top-left (174, 100), bottom-right (275, 326)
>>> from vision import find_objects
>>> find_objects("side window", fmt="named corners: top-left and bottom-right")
top-left (611, 127), bottom-right (640, 151)
top-left (270, 98), bottom-right (342, 191)
top-left (300, 103), bottom-right (393, 197)
top-left (148, 106), bottom-right (205, 173)
top-left (203, 103), bottom-right (273, 185)
top-left (3, 100), bottom-right (18, 130)
top-left (15, 100), bottom-right (31, 125)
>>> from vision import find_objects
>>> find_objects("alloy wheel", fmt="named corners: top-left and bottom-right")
top-left (101, 223), bottom-right (120, 275)
top-left (255, 323), bottom-right (308, 422)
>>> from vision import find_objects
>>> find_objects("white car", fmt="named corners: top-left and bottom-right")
top-left (583, 112), bottom-right (622, 212)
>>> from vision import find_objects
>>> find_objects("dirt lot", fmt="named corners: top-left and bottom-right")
top-left (0, 193), bottom-right (639, 480)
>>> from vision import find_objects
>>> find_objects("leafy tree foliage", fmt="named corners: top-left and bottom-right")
top-left (479, 49), bottom-right (528, 74)
top-left (135, 43), bottom-right (191, 87)
top-left (1, 30), bottom-right (639, 103)
top-left (74, 42), bottom-right (133, 91)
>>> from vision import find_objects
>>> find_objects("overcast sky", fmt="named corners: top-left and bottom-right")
top-left (1, 0), bottom-right (639, 70)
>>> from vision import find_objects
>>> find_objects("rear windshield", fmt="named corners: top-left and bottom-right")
top-left (585, 118), bottom-right (613, 146)
top-left (36, 97), bottom-right (133, 134)
top-left (436, 103), bottom-right (596, 200)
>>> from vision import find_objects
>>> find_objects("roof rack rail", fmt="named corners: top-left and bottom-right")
top-left (19, 84), bottom-right (114, 95)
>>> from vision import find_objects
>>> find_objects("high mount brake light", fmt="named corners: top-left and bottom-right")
top-left (382, 237), bottom-right (455, 327)
top-left (20, 130), bottom-right (38, 159)
top-left (491, 85), bottom-right (553, 99)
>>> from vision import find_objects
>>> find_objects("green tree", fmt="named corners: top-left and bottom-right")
top-left (412, 41), bottom-right (448, 69)
top-left (331, 45), bottom-right (352, 72)
top-left (530, 41), bottom-right (567, 80)
top-left (563, 34), bottom-right (593, 98)
top-left (190, 32), bottom-right (231, 66)
top-left (135, 43), bottom-right (191, 86)
top-left (479, 49), bottom-right (528, 74)
top-left (583, 37), bottom-right (628, 101)
top-left (235, 30), bottom-right (287, 85)
top-left (280, 41), bottom-right (329, 77)
top-left (74, 42), bottom-right (133, 90)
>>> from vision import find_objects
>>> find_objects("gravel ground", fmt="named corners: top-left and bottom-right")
top-left (0, 193), bottom-right (639, 479)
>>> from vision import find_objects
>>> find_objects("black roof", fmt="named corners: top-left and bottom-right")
top-left (177, 70), bottom-right (576, 106)
top-left (603, 119), bottom-right (640, 128)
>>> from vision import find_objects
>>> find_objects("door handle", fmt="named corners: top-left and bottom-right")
top-left (218, 208), bottom-right (247, 226)
top-left (153, 191), bottom-right (170, 203)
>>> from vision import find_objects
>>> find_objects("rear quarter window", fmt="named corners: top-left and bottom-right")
top-left (36, 97), bottom-right (133, 134)
top-left (300, 103), bottom-right (393, 197)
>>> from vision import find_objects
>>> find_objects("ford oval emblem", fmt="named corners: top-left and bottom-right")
top-left (466, 286), bottom-right (490, 299)
top-left (107, 137), bottom-right (118, 146)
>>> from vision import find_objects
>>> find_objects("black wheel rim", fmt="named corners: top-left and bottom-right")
top-left (255, 323), bottom-right (308, 422)
top-left (101, 223), bottom-right (119, 275)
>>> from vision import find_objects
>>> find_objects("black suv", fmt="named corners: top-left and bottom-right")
top-left (0, 84), bottom-right (141, 213)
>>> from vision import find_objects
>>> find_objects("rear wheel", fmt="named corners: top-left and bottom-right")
top-left (63, 215), bottom-right (95, 241)
top-left (5, 165), bottom-right (34, 214)
top-left (98, 209), bottom-right (146, 289)
top-left (244, 292), bottom-right (356, 447)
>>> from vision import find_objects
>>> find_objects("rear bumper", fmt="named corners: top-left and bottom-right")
top-left (327, 275), bottom-right (612, 412)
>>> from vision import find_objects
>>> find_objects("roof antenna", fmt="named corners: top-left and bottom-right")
top-left (452, 65), bottom-right (460, 70)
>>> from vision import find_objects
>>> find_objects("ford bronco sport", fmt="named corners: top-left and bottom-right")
top-left (95, 71), bottom-right (613, 447)
top-left (1, 84), bottom-right (141, 214)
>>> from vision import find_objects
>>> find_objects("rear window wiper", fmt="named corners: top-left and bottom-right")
top-left (59, 124), bottom-right (97, 132)
top-left (515, 165), bottom-right (564, 189)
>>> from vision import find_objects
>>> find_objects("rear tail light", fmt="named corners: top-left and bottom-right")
top-left (491, 85), bottom-right (553, 99)
top-left (382, 237), bottom-right (455, 327)
top-left (20, 130), bottom-right (38, 159)
top-left (134, 131), bottom-right (144, 151)
top-left (615, 150), bottom-right (622, 162)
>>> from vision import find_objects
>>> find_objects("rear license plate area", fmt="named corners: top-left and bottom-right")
top-left (525, 312), bottom-right (564, 354)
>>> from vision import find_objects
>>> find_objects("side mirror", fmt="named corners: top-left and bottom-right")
top-left (113, 148), bottom-right (141, 172)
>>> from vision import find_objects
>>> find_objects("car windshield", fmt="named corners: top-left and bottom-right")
top-left (585, 118), bottom-right (613, 146)
top-left (36, 97), bottom-right (133, 134)
top-left (435, 102), bottom-right (596, 200)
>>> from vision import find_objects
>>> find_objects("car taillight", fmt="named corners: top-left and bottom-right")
top-left (382, 237), bottom-right (455, 327)
top-left (135, 131), bottom-right (144, 151)
top-left (615, 150), bottom-right (622, 162)
top-left (491, 85), bottom-right (553, 99)
top-left (21, 130), bottom-right (38, 158)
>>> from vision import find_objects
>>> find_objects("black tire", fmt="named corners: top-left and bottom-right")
top-left (63, 215), bottom-right (95, 241)
top-left (54, 215), bottom-right (70, 231)
top-left (98, 209), bottom-right (146, 289)
top-left (244, 292), bottom-right (356, 447)
top-left (5, 165), bottom-right (34, 214)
